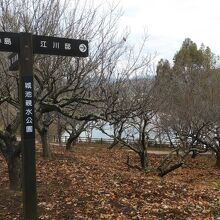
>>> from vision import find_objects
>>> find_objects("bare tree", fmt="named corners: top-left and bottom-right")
top-left (190, 70), bottom-right (220, 167)
top-left (0, 0), bottom-right (154, 187)
top-left (56, 113), bottom-right (90, 150)
top-left (98, 72), bottom-right (163, 171)
top-left (156, 40), bottom-right (220, 174)
top-left (0, 114), bottom-right (21, 190)
top-left (0, 0), bottom-right (128, 156)
top-left (0, 52), bottom-right (21, 190)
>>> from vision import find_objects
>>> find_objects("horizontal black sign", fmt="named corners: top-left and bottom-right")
top-left (0, 32), bottom-right (19, 52)
top-left (33, 35), bottom-right (88, 57)
top-left (0, 32), bottom-right (88, 57)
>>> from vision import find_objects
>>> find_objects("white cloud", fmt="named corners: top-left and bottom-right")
top-left (93, 0), bottom-right (220, 64)
top-left (123, 0), bottom-right (220, 59)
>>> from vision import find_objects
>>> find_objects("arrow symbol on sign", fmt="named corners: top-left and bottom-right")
top-left (79, 44), bottom-right (87, 53)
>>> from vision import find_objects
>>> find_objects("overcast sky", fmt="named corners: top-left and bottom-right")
top-left (95, 0), bottom-right (220, 64)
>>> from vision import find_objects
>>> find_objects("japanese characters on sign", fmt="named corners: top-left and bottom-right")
top-left (23, 76), bottom-right (35, 138)
top-left (33, 35), bottom-right (88, 57)
top-left (1, 31), bottom-right (89, 138)
top-left (10, 53), bottom-right (18, 64)
top-left (0, 32), bottom-right (19, 52)
top-left (8, 53), bottom-right (19, 71)
top-left (0, 32), bottom-right (89, 57)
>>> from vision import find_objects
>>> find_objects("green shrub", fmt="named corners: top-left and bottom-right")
top-left (213, 179), bottom-right (220, 189)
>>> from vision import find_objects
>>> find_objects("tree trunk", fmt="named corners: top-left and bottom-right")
top-left (40, 129), bottom-right (51, 159)
top-left (139, 150), bottom-right (148, 171)
top-left (66, 124), bottom-right (87, 151)
top-left (158, 162), bottom-right (184, 177)
top-left (57, 113), bottom-right (62, 147)
top-left (216, 152), bottom-right (220, 168)
top-left (139, 118), bottom-right (148, 171)
top-left (8, 154), bottom-right (21, 190)
top-left (0, 129), bottom-right (21, 190)
top-left (66, 133), bottom-right (78, 150)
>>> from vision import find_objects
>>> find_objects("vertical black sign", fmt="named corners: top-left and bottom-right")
top-left (19, 33), bottom-right (37, 220)
top-left (22, 76), bottom-right (35, 138)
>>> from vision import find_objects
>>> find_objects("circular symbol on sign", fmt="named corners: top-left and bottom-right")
top-left (79, 44), bottom-right (87, 53)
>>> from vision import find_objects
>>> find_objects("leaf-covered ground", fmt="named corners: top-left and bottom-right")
top-left (0, 144), bottom-right (220, 219)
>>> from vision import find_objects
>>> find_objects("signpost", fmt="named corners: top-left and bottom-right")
top-left (19, 32), bottom-right (37, 220)
top-left (0, 31), bottom-right (88, 220)
top-left (33, 35), bottom-right (88, 57)
top-left (0, 32), bottom-right (19, 52)
top-left (8, 53), bottom-right (19, 71)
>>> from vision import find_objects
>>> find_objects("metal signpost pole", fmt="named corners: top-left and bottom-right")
top-left (19, 32), bottom-right (37, 220)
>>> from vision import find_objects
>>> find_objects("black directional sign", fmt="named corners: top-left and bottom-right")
top-left (0, 32), bottom-right (19, 52)
top-left (8, 53), bottom-right (19, 71)
top-left (0, 31), bottom-right (89, 57)
top-left (33, 35), bottom-right (88, 57)
top-left (0, 31), bottom-right (89, 220)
